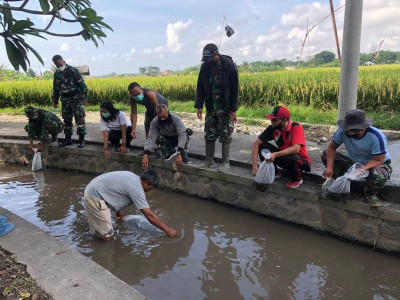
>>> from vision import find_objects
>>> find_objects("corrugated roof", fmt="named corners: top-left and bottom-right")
top-left (75, 65), bottom-right (90, 75)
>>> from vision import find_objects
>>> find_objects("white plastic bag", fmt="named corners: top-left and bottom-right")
top-left (254, 149), bottom-right (275, 185)
top-left (321, 178), bottom-right (335, 198)
top-left (31, 149), bottom-right (42, 172)
top-left (325, 163), bottom-right (368, 195)
top-left (328, 176), bottom-right (350, 194)
top-left (124, 215), bottom-right (162, 232)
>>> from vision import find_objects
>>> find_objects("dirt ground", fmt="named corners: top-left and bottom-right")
top-left (0, 247), bottom-right (51, 300)
top-left (0, 112), bottom-right (334, 143)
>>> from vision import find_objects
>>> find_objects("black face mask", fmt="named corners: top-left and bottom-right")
top-left (206, 60), bottom-right (217, 67)
top-left (158, 114), bottom-right (172, 125)
top-left (273, 120), bottom-right (284, 131)
top-left (345, 129), bottom-right (365, 140)
top-left (345, 133), bottom-right (364, 140)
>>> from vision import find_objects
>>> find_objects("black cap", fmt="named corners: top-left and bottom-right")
top-left (201, 43), bottom-right (218, 62)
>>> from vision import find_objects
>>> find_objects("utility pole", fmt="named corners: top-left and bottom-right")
top-left (337, 0), bottom-right (363, 120)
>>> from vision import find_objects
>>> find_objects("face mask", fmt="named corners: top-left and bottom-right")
top-left (345, 130), bottom-right (364, 140)
top-left (58, 65), bottom-right (66, 71)
top-left (133, 93), bottom-right (144, 102)
top-left (273, 120), bottom-right (284, 131)
top-left (102, 112), bottom-right (110, 118)
top-left (158, 114), bottom-right (172, 125)
top-left (346, 132), bottom-right (364, 140)
top-left (206, 60), bottom-right (217, 67)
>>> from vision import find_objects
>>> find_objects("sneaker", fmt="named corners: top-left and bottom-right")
top-left (287, 179), bottom-right (303, 189)
top-left (0, 223), bottom-right (14, 237)
top-left (163, 149), bottom-right (177, 160)
top-left (275, 170), bottom-right (281, 179)
top-left (366, 195), bottom-right (382, 207)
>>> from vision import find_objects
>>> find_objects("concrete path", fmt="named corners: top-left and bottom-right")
top-left (0, 207), bottom-right (146, 300)
top-left (1, 119), bottom-right (399, 185)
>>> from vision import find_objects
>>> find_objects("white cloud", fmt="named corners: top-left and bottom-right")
top-left (121, 48), bottom-right (136, 61)
top-left (230, 0), bottom-right (400, 63)
top-left (60, 43), bottom-right (70, 51)
top-left (91, 55), bottom-right (104, 61)
top-left (142, 19), bottom-right (193, 55)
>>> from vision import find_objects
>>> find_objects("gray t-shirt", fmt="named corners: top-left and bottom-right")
top-left (85, 171), bottom-right (150, 212)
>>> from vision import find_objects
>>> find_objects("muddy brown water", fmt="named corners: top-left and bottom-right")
top-left (0, 164), bottom-right (399, 300)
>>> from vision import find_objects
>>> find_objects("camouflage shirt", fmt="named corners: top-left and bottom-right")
top-left (26, 109), bottom-right (63, 139)
top-left (52, 64), bottom-right (88, 104)
top-left (209, 60), bottom-right (225, 111)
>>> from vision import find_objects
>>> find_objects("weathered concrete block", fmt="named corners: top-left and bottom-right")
top-left (322, 207), bottom-right (348, 232)
top-left (359, 225), bottom-right (377, 239)
top-left (301, 207), bottom-right (321, 223)
top-left (379, 221), bottom-right (400, 240)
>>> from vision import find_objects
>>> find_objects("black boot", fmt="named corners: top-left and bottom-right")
top-left (59, 135), bottom-right (73, 147)
top-left (78, 134), bottom-right (86, 148)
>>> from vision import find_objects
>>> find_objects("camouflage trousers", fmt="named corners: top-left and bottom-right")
top-left (321, 150), bottom-right (393, 195)
top-left (158, 132), bottom-right (190, 161)
top-left (24, 122), bottom-right (64, 143)
top-left (204, 109), bottom-right (234, 143)
top-left (61, 96), bottom-right (86, 136)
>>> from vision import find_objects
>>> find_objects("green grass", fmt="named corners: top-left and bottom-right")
top-left (2, 102), bottom-right (399, 130)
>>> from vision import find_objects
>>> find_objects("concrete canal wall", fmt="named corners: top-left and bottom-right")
top-left (1, 138), bottom-right (400, 253)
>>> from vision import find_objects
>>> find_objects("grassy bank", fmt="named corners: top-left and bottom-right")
top-left (1, 102), bottom-right (399, 130)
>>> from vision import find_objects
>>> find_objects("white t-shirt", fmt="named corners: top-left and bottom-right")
top-left (99, 111), bottom-right (132, 131)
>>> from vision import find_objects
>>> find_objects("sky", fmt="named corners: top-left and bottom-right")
top-left (1, 0), bottom-right (400, 76)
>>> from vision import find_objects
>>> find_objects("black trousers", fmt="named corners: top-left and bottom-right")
top-left (258, 142), bottom-right (311, 181)
top-left (109, 126), bottom-right (133, 147)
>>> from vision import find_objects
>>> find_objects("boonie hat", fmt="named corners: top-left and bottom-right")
top-left (265, 106), bottom-right (290, 119)
top-left (337, 109), bottom-right (373, 131)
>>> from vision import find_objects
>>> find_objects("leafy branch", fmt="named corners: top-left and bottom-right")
top-left (0, 0), bottom-right (113, 71)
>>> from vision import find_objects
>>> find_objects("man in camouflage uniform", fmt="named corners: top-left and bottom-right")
top-left (195, 43), bottom-right (239, 171)
top-left (142, 104), bottom-right (192, 169)
top-left (24, 106), bottom-right (64, 153)
top-left (52, 55), bottom-right (88, 148)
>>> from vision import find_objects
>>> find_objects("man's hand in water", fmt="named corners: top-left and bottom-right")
top-left (116, 210), bottom-right (124, 222)
top-left (166, 227), bottom-right (179, 237)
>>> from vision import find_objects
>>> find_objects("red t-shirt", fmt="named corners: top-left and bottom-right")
top-left (258, 121), bottom-right (312, 164)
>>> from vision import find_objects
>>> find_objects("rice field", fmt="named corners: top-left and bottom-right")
top-left (0, 65), bottom-right (399, 112)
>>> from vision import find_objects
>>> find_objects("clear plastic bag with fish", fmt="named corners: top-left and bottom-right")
top-left (124, 215), bottom-right (163, 232)
top-left (323, 163), bottom-right (368, 195)
top-left (254, 149), bottom-right (275, 185)
top-left (31, 149), bottom-right (42, 172)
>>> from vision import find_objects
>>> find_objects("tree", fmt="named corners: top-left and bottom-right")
top-left (139, 67), bottom-right (147, 75)
top-left (26, 67), bottom-right (35, 77)
top-left (0, 0), bottom-right (113, 71)
top-left (312, 51), bottom-right (336, 65)
top-left (42, 70), bottom-right (53, 79)
top-left (147, 65), bottom-right (160, 76)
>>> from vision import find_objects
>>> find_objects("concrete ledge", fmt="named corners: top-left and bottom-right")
top-left (1, 138), bottom-right (400, 253)
top-left (0, 207), bottom-right (146, 300)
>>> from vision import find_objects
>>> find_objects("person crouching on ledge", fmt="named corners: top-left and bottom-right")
top-left (100, 101), bottom-right (133, 159)
top-left (252, 106), bottom-right (312, 189)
